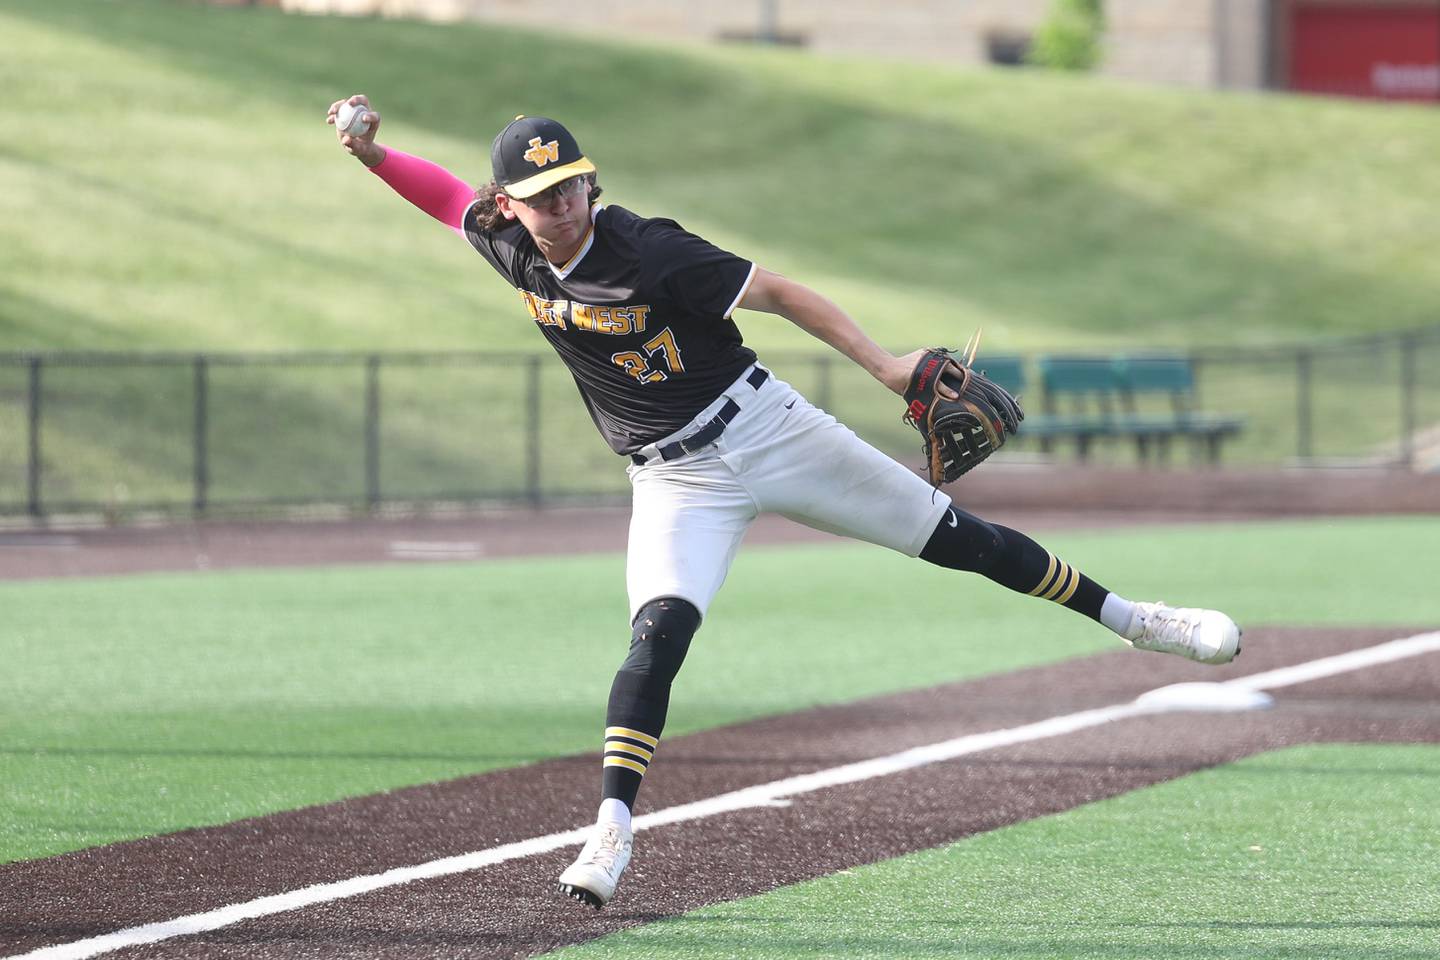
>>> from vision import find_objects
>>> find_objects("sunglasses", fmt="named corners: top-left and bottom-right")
top-left (512, 176), bottom-right (588, 210)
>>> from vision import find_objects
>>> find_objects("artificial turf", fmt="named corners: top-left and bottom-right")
top-left (2, 515), bottom-right (1436, 863)
top-left (553, 743), bottom-right (1440, 959)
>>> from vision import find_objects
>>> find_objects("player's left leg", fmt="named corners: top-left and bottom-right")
top-left (732, 376), bottom-right (1238, 664)
top-left (918, 506), bottom-right (1240, 663)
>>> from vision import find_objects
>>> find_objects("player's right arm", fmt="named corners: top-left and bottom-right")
top-left (327, 94), bottom-right (474, 234)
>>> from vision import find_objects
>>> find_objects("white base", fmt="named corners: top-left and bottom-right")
top-left (1135, 682), bottom-right (1274, 713)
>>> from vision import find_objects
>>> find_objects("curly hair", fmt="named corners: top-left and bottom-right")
top-left (470, 175), bottom-right (603, 233)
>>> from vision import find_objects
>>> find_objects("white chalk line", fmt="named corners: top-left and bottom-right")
top-left (1225, 632), bottom-right (1440, 693)
top-left (387, 541), bottom-right (486, 561)
top-left (13, 631), bottom-right (1440, 960)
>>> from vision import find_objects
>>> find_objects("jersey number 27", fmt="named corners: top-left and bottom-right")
top-left (612, 327), bottom-right (684, 384)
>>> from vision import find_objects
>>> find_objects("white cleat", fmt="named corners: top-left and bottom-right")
top-left (557, 820), bottom-right (632, 910)
top-left (1125, 602), bottom-right (1242, 665)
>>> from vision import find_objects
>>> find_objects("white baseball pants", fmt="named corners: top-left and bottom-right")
top-left (625, 364), bottom-right (949, 621)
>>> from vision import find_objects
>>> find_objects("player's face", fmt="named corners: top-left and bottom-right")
top-left (502, 176), bottom-right (590, 255)
top-left (515, 175), bottom-right (589, 212)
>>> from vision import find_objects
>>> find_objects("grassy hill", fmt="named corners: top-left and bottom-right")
top-left (3, 0), bottom-right (1438, 356)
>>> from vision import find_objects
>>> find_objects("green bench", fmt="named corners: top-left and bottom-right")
top-left (975, 355), bottom-right (1244, 464)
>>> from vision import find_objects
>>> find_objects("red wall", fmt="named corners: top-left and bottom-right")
top-left (1290, 4), bottom-right (1440, 100)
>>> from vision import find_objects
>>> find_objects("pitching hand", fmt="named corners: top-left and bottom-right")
top-left (327, 94), bottom-right (385, 168)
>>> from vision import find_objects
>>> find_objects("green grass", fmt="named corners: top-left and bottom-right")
top-left (554, 744), bottom-right (1440, 959)
top-left (3, 0), bottom-right (1439, 355)
top-left (2, 515), bottom-right (1437, 863)
top-left (3, 0), bottom-right (1438, 510)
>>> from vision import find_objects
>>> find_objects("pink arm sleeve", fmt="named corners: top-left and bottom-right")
top-left (370, 148), bottom-right (477, 235)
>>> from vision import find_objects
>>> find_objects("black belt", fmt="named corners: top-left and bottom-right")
top-left (631, 367), bottom-right (769, 465)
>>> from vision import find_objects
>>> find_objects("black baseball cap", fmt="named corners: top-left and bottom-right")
top-left (491, 115), bottom-right (596, 199)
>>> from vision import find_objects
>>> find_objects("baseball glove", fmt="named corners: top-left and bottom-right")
top-left (901, 335), bottom-right (1023, 485)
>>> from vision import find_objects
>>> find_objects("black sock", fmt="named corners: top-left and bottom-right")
top-left (919, 507), bottom-right (1108, 623)
top-left (600, 597), bottom-right (700, 810)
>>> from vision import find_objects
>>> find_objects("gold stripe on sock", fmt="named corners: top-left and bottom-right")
top-left (605, 741), bottom-right (653, 763)
top-left (603, 755), bottom-right (648, 775)
top-left (605, 726), bottom-right (659, 747)
top-left (1027, 552), bottom-right (1060, 596)
top-left (1053, 566), bottom-right (1081, 604)
top-left (1042, 562), bottom-right (1074, 601)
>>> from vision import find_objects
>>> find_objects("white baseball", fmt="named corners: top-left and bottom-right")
top-left (336, 102), bottom-right (371, 136)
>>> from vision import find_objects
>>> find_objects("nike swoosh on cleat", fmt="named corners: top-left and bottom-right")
top-left (946, 509), bottom-right (958, 527)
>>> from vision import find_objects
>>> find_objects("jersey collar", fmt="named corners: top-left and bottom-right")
top-left (547, 202), bottom-right (604, 281)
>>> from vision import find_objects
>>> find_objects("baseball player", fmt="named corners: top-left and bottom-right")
top-left (328, 96), bottom-right (1242, 910)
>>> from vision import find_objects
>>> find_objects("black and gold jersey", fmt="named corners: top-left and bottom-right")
top-left (462, 202), bottom-right (758, 455)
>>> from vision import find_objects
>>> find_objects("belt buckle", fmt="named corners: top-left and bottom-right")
top-left (677, 422), bottom-right (707, 457)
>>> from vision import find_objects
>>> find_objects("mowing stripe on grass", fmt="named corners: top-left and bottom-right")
top-left (14, 631), bottom-right (1440, 960)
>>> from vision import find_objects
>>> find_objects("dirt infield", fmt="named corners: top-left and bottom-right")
top-left (0, 505), bottom-right (1253, 581)
top-left (4, 468), bottom-right (1437, 957)
top-left (3, 625), bottom-right (1437, 959)
top-left (3, 465), bottom-right (1438, 580)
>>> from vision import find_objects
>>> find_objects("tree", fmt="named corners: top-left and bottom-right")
top-left (1027, 0), bottom-right (1104, 71)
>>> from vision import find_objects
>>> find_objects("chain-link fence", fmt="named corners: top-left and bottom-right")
top-left (3, 327), bottom-right (1438, 520)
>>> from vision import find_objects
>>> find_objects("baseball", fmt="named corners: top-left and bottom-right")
top-left (336, 102), bottom-right (370, 137)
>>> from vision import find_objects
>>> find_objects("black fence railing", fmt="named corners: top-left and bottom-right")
top-left (3, 327), bottom-right (1438, 520)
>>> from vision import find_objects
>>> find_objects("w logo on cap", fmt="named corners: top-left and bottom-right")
top-left (523, 137), bottom-right (560, 167)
